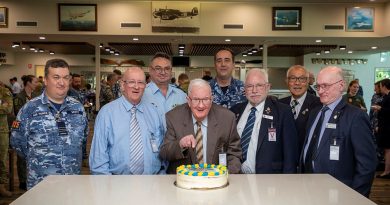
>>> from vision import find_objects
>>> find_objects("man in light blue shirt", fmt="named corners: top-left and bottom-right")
top-left (143, 52), bottom-right (187, 124)
top-left (89, 67), bottom-right (165, 175)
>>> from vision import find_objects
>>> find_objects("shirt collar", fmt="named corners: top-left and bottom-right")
top-left (120, 95), bottom-right (144, 113)
top-left (291, 91), bottom-right (307, 105)
top-left (245, 100), bottom-right (265, 113)
top-left (192, 115), bottom-right (208, 127)
top-left (147, 81), bottom-right (176, 96)
top-left (41, 91), bottom-right (70, 107)
top-left (325, 96), bottom-right (343, 112)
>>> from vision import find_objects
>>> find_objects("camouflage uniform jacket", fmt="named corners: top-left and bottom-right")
top-left (99, 84), bottom-right (114, 107)
top-left (13, 89), bottom-right (40, 116)
top-left (10, 92), bottom-right (88, 189)
top-left (0, 87), bottom-right (13, 133)
top-left (209, 77), bottom-right (247, 109)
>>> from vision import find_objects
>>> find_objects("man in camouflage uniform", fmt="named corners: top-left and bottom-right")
top-left (0, 85), bottom-right (13, 196)
top-left (99, 73), bottom-right (116, 108)
top-left (209, 48), bottom-right (246, 109)
top-left (11, 59), bottom-right (88, 190)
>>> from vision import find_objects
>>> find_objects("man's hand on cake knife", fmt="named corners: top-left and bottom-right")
top-left (179, 135), bottom-right (196, 149)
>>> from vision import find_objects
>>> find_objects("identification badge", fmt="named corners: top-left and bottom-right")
top-left (268, 128), bottom-right (276, 141)
top-left (329, 145), bottom-right (339, 160)
top-left (219, 153), bottom-right (227, 166)
top-left (150, 138), bottom-right (159, 153)
top-left (263, 114), bottom-right (273, 120)
top-left (326, 123), bottom-right (337, 129)
top-left (57, 121), bottom-right (68, 136)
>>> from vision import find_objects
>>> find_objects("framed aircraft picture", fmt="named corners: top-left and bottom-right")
top-left (0, 7), bottom-right (8, 28)
top-left (272, 7), bottom-right (302, 31)
top-left (152, 1), bottom-right (200, 33)
top-left (346, 7), bottom-right (374, 32)
top-left (58, 3), bottom-right (97, 31)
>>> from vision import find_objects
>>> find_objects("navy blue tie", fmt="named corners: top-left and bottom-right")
top-left (241, 107), bottom-right (257, 162)
top-left (304, 106), bottom-right (329, 173)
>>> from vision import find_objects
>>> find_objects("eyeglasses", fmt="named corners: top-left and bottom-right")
top-left (245, 83), bottom-right (268, 91)
top-left (151, 66), bottom-right (172, 74)
top-left (287, 76), bottom-right (308, 83)
top-left (188, 97), bottom-right (212, 105)
top-left (314, 80), bottom-right (343, 91)
top-left (122, 80), bottom-right (146, 88)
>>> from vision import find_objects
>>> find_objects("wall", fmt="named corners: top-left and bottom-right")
top-left (0, 1), bottom-right (388, 37)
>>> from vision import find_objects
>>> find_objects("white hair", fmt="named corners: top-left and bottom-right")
top-left (286, 65), bottom-right (309, 78)
top-left (246, 68), bottom-right (269, 82)
top-left (188, 78), bottom-right (211, 96)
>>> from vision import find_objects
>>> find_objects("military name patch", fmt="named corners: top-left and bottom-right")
top-left (11, 120), bottom-right (20, 129)
top-left (66, 110), bottom-right (83, 115)
top-left (32, 111), bottom-right (49, 117)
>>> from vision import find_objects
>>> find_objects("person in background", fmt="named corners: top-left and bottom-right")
top-left (279, 65), bottom-right (321, 153)
top-left (13, 75), bottom-right (40, 190)
top-left (0, 83), bottom-right (13, 196)
top-left (112, 69), bottom-right (122, 99)
top-left (178, 73), bottom-right (190, 94)
top-left (210, 48), bottom-right (246, 109)
top-left (231, 68), bottom-right (298, 174)
top-left (35, 76), bottom-right (44, 93)
top-left (11, 59), bottom-right (88, 190)
top-left (307, 72), bottom-right (317, 96)
top-left (89, 67), bottom-right (165, 175)
top-left (369, 81), bottom-right (384, 163)
top-left (356, 78), bottom-right (364, 97)
top-left (343, 80), bottom-right (367, 111)
top-left (10, 77), bottom-right (22, 96)
top-left (67, 73), bottom-right (85, 104)
top-left (145, 74), bottom-right (151, 84)
top-left (373, 78), bottom-right (390, 179)
top-left (300, 66), bottom-right (377, 197)
top-left (143, 52), bottom-right (187, 124)
top-left (202, 70), bottom-right (213, 82)
top-left (160, 79), bottom-right (242, 174)
top-left (100, 73), bottom-right (117, 108)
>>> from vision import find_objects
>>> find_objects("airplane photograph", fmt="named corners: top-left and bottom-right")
top-left (153, 7), bottom-right (198, 21)
top-left (151, 2), bottom-right (200, 33)
top-left (58, 4), bottom-right (97, 31)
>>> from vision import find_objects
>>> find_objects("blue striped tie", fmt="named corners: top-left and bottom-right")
top-left (241, 107), bottom-right (257, 162)
top-left (129, 106), bottom-right (143, 174)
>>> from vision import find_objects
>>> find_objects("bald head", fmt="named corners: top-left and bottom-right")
top-left (120, 67), bottom-right (146, 105)
top-left (316, 66), bottom-right (345, 105)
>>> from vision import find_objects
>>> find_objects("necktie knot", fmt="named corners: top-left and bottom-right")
top-left (250, 107), bottom-right (257, 113)
top-left (196, 121), bottom-right (202, 127)
top-left (321, 106), bottom-right (329, 113)
top-left (131, 106), bottom-right (137, 114)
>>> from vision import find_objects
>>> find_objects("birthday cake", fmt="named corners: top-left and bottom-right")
top-left (176, 164), bottom-right (228, 190)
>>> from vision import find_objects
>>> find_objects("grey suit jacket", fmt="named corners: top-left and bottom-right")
top-left (159, 103), bottom-right (242, 174)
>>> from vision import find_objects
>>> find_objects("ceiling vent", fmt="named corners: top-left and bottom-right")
top-left (224, 24), bottom-right (244, 29)
top-left (120, 23), bottom-right (141, 28)
top-left (16, 21), bottom-right (38, 27)
top-left (324, 25), bottom-right (344, 30)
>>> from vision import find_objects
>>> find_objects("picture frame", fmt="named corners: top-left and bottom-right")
top-left (0, 7), bottom-right (8, 28)
top-left (346, 7), bottom-right (374, 32)
top-left (272, 7), bottom-right (302, 31)
top-left (152, 2), bottom-right (200, 33)
top-left (58, 3), bottom-right (97, 31)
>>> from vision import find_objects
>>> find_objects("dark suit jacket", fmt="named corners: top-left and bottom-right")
top-left (230, 97), bottom-right (299, 174)
top-left (299, 100), bottom-right (377, 197)
top-left (159, 103), bottom-right (242, 174)
top-left (279, 93), bottom-right (321, 153)
top-left (307, 85), bottom-right (316, 96)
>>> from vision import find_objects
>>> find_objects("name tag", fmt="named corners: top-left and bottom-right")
top-left (150, 138), bottom-right (159, 153)
top-left (329, 145), bottom-right (339, 160)
top-left (326, 123), bottom-right (337, 129)
top-left (219, 153), bottom-right (227, 166)
top-left (57, 121), bottom-right (68, 136)
top-left (268, 128), bottom-right (276, 142)
top-left (263, 115), bottom-right (273, 120)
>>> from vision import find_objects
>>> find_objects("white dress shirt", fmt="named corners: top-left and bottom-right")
top-left (237, 101), bottom-right (265, 174)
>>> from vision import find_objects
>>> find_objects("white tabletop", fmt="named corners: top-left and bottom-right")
top-left (11, 174), bottom-right (376, 205)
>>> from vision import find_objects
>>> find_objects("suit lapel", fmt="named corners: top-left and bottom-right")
top-left (314, 100), bottom-right (346, 159)
top-left (257, 98), bottom-right (273, 152)
top-left (183, 105), bottom-right (197, 163)
top-left (206, 105), bottom-right (218, 164)
top-left (297, 95), bottom-right (310, 121)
